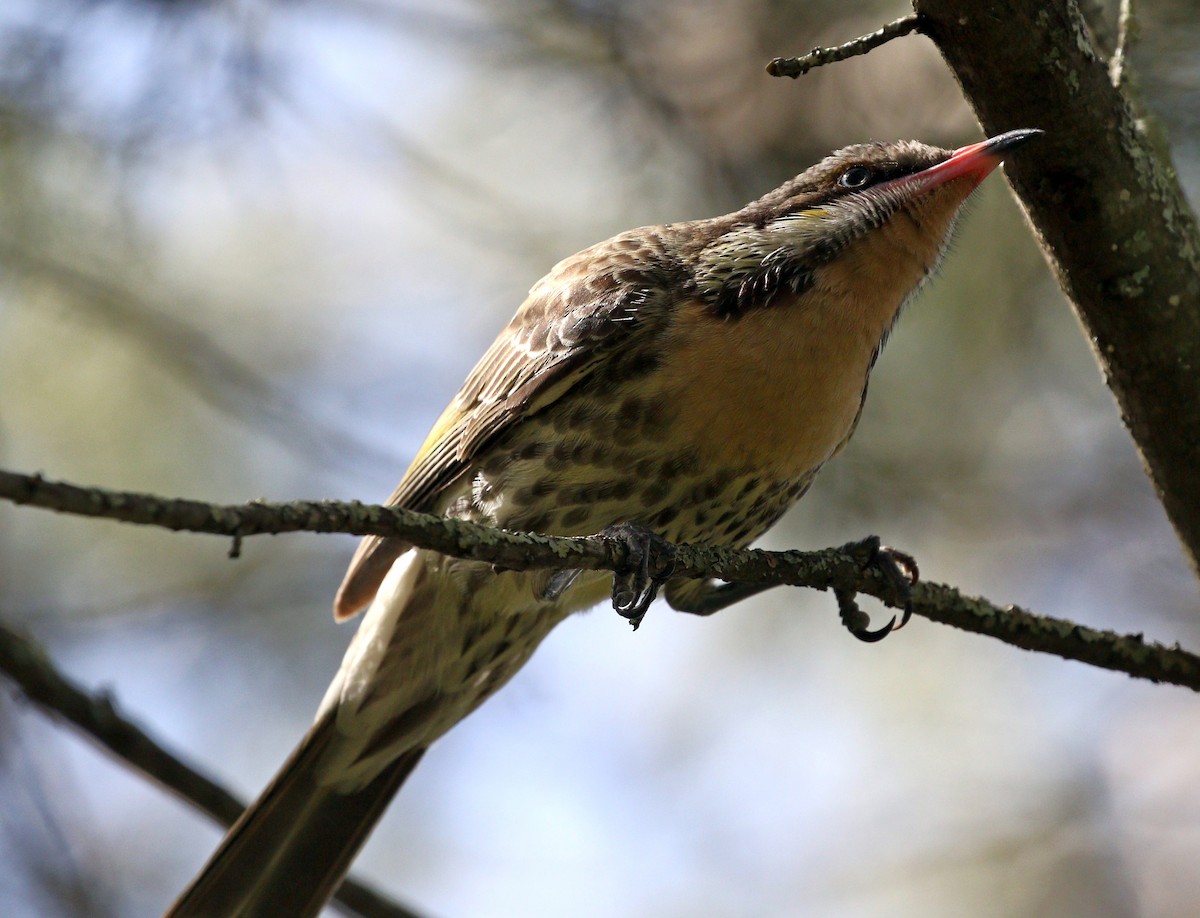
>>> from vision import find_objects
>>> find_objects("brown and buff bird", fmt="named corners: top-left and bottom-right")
top-left (169, 129), bottom-right (1040, 916)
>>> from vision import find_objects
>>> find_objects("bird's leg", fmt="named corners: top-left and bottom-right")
top-left (669, 537), bottom-right (918, 639)
top-left (602, 522), bottom-right (678, 630)
top-left (837, 536), bottom-right (919, 642)
top-left (665, 579), bottom-right (779, 616)
top-left (539, 567), bottom-right (583, 601)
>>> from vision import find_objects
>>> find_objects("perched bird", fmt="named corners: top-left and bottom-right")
top-left (169, 128), bottom-right (1040, 916)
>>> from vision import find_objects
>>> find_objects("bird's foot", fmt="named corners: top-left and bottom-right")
top-left (836, 536), bottom-right (919, 642)
top-left (602, 522), bottom-right (677, 630)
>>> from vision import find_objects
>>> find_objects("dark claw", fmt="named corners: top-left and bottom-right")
top-left (874, 543), bottom-right (918, 631)
top-left (835, 537), bottom-right (920, 642)
top-left (835, 587), bottom-right (897, 643)
top-left (601, 522), bottom-right (677, 630)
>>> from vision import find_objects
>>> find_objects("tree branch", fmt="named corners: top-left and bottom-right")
top-left (766, 14), bottom-right (922, 78)
top-left (763, 1), bottom-right (1200, 584)
top-left (0, 618), bottom-right (421, 918)
top-left (2, 468), bottom-right (1198, 691)
top-left (910, 0), bottom-right (1200, 575)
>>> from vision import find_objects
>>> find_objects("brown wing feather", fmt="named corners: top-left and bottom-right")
top-left (334, 229), bottom-right (680, 619)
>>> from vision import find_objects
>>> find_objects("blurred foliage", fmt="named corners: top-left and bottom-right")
top-left (1, 1), bottom-right (1199, 916)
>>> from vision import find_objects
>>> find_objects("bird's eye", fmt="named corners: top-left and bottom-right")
top-left (837, 166), bottom-right (873, 189)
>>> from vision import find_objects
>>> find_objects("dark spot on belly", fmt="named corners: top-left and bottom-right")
top-left (640, 399), bottom-right (669, 434)
top-left (520, 511), bottom-right (555, 533)
top-left (545, 442), bottom-right (571, 472)
top-left (609, 479), bottom-right (636, 500)
top-left (651, 506), bottom-right (679, 527)
top-left (592, 479), bottom-right (631, 501)
top-left (616, 396), bottom-right (643, 428)
top-left (559, 484), bottom-right (590, 504)
top-left (514, 441), bottom-right (548, 462)
top-left (664, 450), bottom-right (700, 477)
top-left (641, 479), bottom-right (671, 505)
top-left (737, 477), bottom-right (762, 499)
top-left (689, 476), bottom-right (730, 503)
top-left (585, 442), bottom-right (613, 465)
top-left (634, 457), bottom-right (657, 478)
top-left (563, 506), bottom-right (592, 528)
top-left (481, 453), bottom-right (510, 476)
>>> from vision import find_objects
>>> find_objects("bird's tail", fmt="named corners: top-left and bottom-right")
top-left (167, 709), bottom-right (425, 917)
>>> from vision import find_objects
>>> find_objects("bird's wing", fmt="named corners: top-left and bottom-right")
top-left (334, 230), bottom-right (678, 619)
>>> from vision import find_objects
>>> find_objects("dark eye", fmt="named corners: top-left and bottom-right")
top-left (837, 165), bottom-right (873, 189)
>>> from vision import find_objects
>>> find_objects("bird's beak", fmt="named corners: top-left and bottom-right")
top-left (903, 128), bottom-right (1044, 190)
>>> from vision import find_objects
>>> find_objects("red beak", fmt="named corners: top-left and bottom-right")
top-left (904, 128), bottom-right (1043, 190)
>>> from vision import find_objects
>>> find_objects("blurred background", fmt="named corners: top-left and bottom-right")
top-left (2, 1), bottom-right (1199, 915)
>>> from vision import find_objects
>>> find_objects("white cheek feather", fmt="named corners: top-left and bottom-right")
top-left (471, 471), bottom-right (505, 519)
top-left (764, 210), bottom-right (833, 245)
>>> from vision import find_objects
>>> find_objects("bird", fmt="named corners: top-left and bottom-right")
top-left (168, 128), bottom-right (1041, 916)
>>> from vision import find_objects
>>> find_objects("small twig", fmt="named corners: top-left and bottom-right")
top-left (0, 618), bottom-right (420, 918)
top-left (1109, 0), bottom-right (1137, 90)
top-left (767, 14), bottom-right (923, 78)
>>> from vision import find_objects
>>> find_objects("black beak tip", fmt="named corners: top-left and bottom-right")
top-left (987, 128), bottom-right (1045, 154)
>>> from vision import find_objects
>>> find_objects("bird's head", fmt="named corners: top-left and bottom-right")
top-left (695, 129), bottom-right (1042, 317)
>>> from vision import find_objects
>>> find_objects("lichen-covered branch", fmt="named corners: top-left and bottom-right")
top-left (2, 468), bottom-right (1198, 691)
top-left (912, 0), bottom-right (1200, 576)
top-left (0, 617), bottom-right (420, 918)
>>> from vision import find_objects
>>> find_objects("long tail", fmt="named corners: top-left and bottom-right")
top-left (167, 709), bottom-right (425, 917)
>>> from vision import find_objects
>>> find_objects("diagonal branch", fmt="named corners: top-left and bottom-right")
top-left (2, 468), bottom-right (1198, 691)
top-left (0, 617), bottom-right (421, 918)
top-left (763, 2), bottom-right (1200, 587)
top-left (912, 0), bottom-right (1200, 575)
